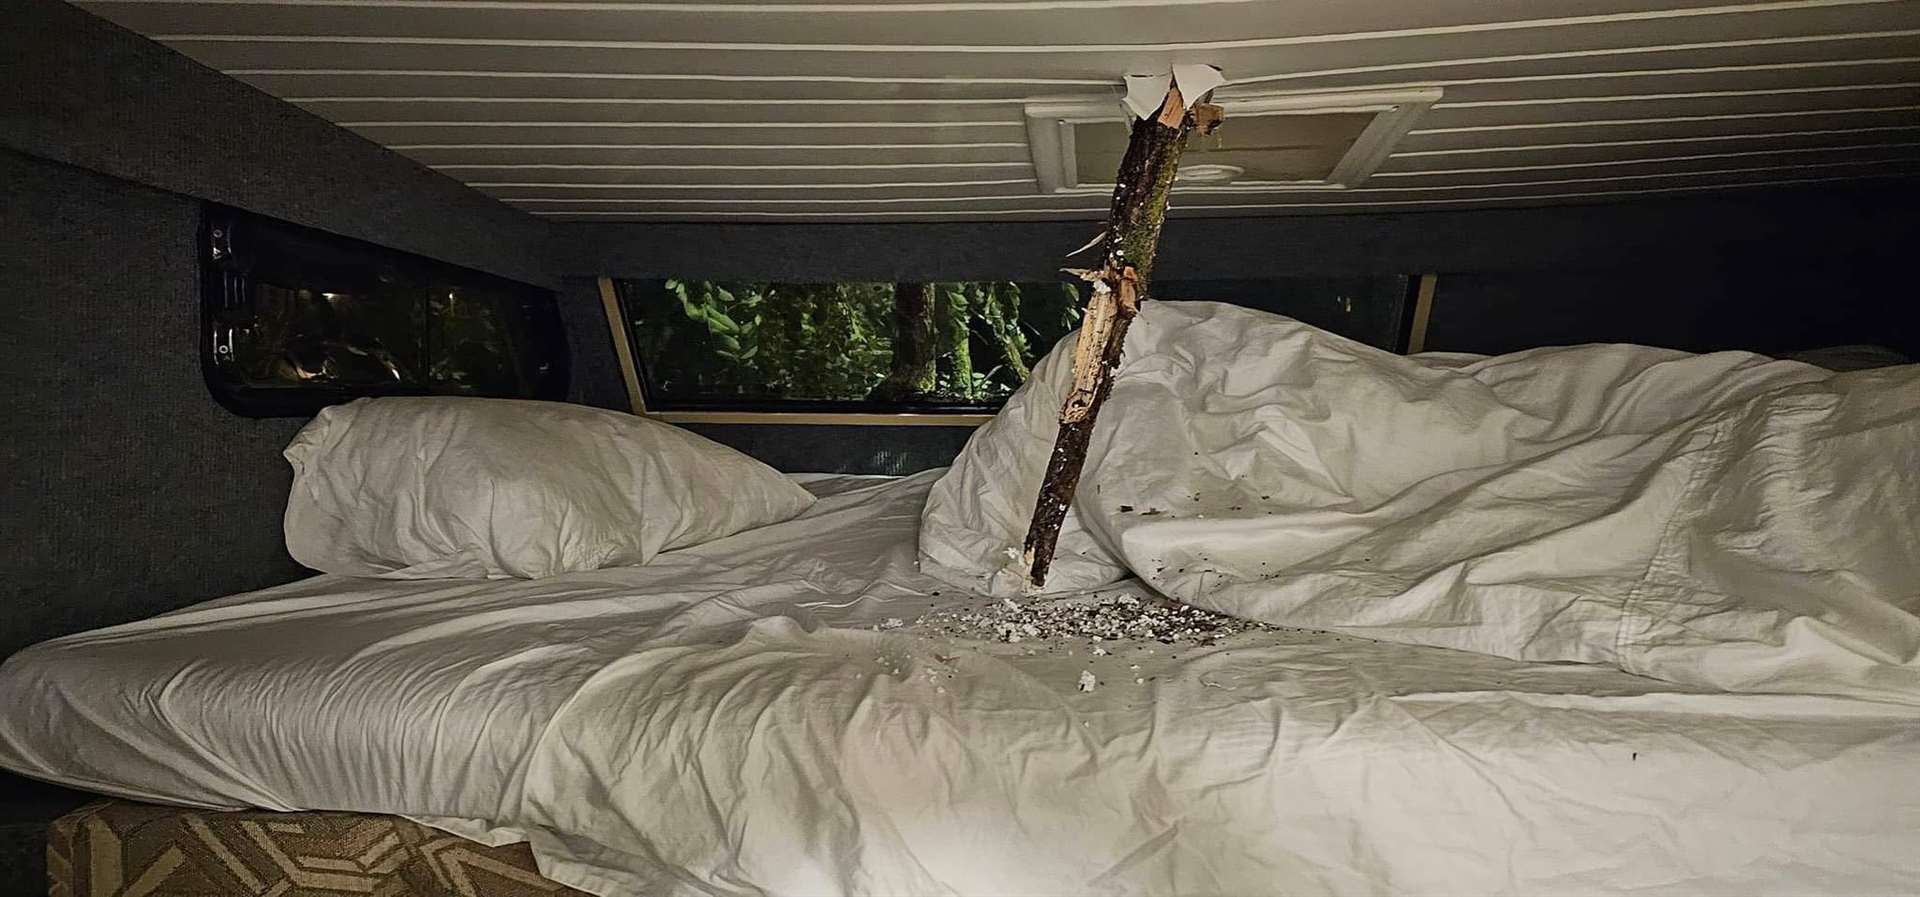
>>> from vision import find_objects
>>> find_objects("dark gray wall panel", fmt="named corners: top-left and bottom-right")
top-left (680, 424), bottom-right (974, 475)
top-left (1, 0), bottom-right (553, 288)
top-left (1423, 193), bottom-right (1920, 358)
top-left (549, 181), bottom-right (1917, 282)
top-left (0, 2), bottom-right (597, 657)
top-left (0, 151), bottom-right (309, 659)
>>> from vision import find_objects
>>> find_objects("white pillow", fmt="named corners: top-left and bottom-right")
top-left (284, 397), bottom-right (815, 579)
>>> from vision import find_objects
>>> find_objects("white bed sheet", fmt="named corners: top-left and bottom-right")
top-left (2, 472), bottom-right (1916, 895)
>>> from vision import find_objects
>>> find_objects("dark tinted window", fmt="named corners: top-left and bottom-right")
top-left (201, 206), bottom-right (568, 416)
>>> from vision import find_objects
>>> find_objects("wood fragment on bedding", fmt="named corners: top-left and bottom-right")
top-left (1020, 83), bottom-right (1221, 588)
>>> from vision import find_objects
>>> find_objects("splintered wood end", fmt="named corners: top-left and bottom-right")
top-left (1155, 84), bottom-right (1188, 129)
top-left (1193, 103), bottom-right (1225, 136)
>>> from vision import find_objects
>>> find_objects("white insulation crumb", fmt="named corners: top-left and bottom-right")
top-left (916, 592), bottom-right (1269, 646)
top-left (1078, 670), bottom-right (1098, 693)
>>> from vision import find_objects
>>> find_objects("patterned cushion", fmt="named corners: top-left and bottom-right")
top-left (47, 800), bottom-right (590, 897)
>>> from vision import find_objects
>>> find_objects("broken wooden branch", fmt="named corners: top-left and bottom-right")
top-left (1020, 83), bottom-right (1222, 588)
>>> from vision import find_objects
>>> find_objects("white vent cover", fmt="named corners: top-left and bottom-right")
top-left (1025, 87), bottom-right (1442, 194)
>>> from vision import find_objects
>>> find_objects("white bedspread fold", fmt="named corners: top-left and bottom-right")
top-left (923, 302), bottom-right (1920, 704)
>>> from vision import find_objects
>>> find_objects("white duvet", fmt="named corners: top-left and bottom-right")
top-left (924, 301), bottom-right (1920, 705)
top-left (3, 473), bottom-right (1919, 895)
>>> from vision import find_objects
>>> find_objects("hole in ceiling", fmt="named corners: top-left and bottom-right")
top-left (1025, 87), bottom-right (1442, 194)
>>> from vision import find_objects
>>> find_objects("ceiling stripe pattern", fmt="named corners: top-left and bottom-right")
top-left (78, 0), bottom-right (1920, 220)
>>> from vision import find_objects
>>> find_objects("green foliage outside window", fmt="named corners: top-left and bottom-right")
top-left (618, 279), bottom-right (1083, 410)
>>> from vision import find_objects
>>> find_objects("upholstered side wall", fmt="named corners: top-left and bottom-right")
top-left (0, 1), bottom-right (565, 656)
top-left (0, 151), bottom-right (311, 659)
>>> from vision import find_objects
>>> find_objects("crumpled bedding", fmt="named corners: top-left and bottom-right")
top-left (923, 301), bottom-right (1920, 704)
top-left (2, 473), bottom-right (1918, 895)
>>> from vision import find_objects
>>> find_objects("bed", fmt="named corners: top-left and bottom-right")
top-left (5, 469), bottom-right (1918, 896)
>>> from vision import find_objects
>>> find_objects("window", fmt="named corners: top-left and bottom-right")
top-left (201, 206), bottom-right (569, 417)
top-left (608, 274), bottom-right (1422, 420)
top-left (612, 279), bottom-right (1084, 414)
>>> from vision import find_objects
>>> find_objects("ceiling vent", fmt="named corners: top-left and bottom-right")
top-left (1025, 87), bottom-right (1442, 194)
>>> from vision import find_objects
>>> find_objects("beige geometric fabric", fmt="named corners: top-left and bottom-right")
top-left (48, 800), bottom-right (590, 897)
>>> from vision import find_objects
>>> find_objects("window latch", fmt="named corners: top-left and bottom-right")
top-left (211, 326), bottom-right (235, 365)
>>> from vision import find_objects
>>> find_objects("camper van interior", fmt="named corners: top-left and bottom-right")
top-left (4, 0), bottom-right (1919, 894)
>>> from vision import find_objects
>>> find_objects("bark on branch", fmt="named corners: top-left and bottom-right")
top-left (1020, 84), bottom-right (1221, 588)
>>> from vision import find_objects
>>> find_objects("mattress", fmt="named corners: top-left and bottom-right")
top-left (3, 471), bottom-right (1917, 895)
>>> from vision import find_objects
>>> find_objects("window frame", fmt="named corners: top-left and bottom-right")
top-left (597, 274), bottom-right (1441, 427)
top-left (200, 204), bottom-right (570, 418)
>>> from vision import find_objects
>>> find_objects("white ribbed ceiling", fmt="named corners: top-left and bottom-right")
top-left (79, 0), bottom-right (1920, 221)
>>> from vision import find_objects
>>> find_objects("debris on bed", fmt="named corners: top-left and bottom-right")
top-left (1078, 670), bottom-right (1099, 693)
top-left (913, 590), bottom-right (1271, 647)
